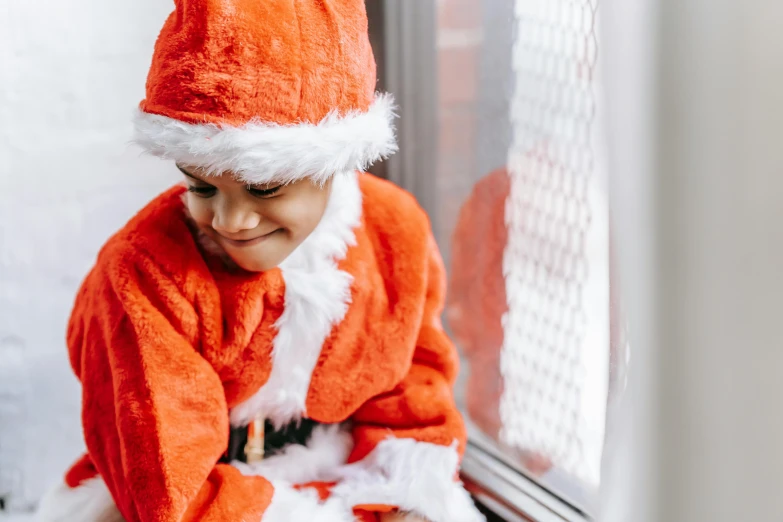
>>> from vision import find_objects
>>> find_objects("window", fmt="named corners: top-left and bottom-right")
top-left (371, 0), bottom-right (620, 518)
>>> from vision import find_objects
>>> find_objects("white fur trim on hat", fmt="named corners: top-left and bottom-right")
top-left (133, 94), bottom-right (397, 185)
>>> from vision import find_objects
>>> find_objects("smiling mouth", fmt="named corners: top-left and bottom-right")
top-left (218, 229), bottom-right (280, 248)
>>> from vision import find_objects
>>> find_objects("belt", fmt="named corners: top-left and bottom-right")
top-left (220, 417), bottom-right (319, 464)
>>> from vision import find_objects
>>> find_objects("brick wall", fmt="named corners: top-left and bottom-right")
top-left (434, 0), bottom-right (514, 269)
top-left (434, 0), bottom-right (482, 266)
top-left (434, 1), bottom-right (515, 410)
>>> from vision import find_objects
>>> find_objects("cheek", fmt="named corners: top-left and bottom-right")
top-left (185, 195), bottom-right (214, 226)
top-left (268, 195), bottom-right (328, 237)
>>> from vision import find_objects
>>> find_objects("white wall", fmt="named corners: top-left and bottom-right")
top-left (0, 1), bottom-right (178, 511)
top-left (600, 0), bottom-right (783, 520)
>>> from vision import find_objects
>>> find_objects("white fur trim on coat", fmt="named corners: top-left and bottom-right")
top-left (232, 423), bottom-right (353, 485)
top-left (261, 482), bottom-right (355, 522)
top-left (330, 438), bottom-right (485, 522)
top-left (34, 436), bottom-right (481, 522)
top-left (229, 171), bottom-right (363, 428)
top-left (133, 94), bottom-right (397, 185)
top-left (36, 478), bottom-right (123, 522)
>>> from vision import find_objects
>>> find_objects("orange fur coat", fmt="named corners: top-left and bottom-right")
top-left (37, 173), bottom-right (481, 522)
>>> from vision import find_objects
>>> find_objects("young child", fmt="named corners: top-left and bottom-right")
top-left (35, 2), bottom-right (481, 522)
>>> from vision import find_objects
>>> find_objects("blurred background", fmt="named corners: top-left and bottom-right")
top-left (2, 1), bottom-right (782, 521)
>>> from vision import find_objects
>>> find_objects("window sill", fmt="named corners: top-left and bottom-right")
top-left (461, 437), bottom-right (589, 522)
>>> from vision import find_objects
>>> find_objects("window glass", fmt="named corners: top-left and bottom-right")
top-left (432, 0), bottom-right (613, 513)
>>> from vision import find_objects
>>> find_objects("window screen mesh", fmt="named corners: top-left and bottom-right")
top-left (497, 0), bottom-right (608, 488)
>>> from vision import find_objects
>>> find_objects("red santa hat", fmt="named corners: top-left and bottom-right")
top-left (133, 0), bottom-right (396, 184)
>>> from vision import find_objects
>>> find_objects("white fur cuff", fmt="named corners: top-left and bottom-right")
top-left (330, 438), bottom-right (485, 522)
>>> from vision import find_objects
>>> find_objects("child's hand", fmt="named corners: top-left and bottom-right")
top-left (379, 511), bottom-right (430, 522)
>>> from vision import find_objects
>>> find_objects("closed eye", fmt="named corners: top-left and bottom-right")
top-left (187, 185), bottom-right (217, 197)
top-left (177, 164), bottom-right (217, 198)
top-left (247, 185), bottom-right (282, 198)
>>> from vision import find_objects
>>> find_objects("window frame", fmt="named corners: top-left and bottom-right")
top-left (367, 0), bottom-right (439, 229)
top-left (462, 422), bottom-right (590, 522)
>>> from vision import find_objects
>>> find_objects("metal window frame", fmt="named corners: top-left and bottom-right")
top-left (462, 422), bottom-right (589, 522)
top-left (368, 0), bottom-right (439, 230)
top-left (462, 445), bottom-right (582, 522)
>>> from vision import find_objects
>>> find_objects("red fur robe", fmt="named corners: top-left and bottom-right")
top-left (37, 173), bottom-right (481, 522)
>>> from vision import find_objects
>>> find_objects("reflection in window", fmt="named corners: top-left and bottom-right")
top-left (435, 0), bottom-right (610, 513)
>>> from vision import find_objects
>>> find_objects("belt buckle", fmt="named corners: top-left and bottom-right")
top-left (244, 414), bottom-right (265, 463)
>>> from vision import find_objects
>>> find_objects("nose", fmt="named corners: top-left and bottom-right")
top-left (212, 197), bottom-right (261, 235)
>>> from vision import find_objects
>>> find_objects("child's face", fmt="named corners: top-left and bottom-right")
top-left (178, 165), bottom-right (332, 272)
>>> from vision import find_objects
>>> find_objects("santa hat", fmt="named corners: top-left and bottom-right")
top-left (133, 0), bottom-right (397, 184)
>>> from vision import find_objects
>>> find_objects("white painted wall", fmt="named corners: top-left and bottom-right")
top-left (600, 0), bottom-right (783, 520)
top-left (0, 1), bottom-right (178, 512)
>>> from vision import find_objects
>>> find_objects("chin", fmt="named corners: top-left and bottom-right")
top-left (228, 249), bottom-right (293, 272)
top-left (232, 257), bottom-right (280, 272)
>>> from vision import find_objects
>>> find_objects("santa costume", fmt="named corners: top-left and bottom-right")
top-left (36, 1), bottom-right (482, 521)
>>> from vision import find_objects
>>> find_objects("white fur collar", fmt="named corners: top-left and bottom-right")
top-left (229, 171), bottom-right (363, 428)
